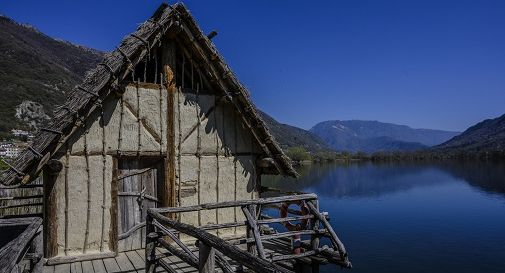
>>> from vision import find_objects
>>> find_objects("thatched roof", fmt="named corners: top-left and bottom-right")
top-left (1, 3), bottom-right (298, 186)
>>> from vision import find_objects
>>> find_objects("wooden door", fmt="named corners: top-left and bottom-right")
top-left (116, 158), bottom-right (164, 251)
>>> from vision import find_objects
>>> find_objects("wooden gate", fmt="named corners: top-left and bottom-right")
top-left (116, 158), bottom-right (165, 251)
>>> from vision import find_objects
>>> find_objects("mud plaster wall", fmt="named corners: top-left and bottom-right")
top-left (175, 89), bottom-right (263, 238)
top-left (50, 84), bottom-right (265, 257)
top-left (51, 84), bottom-right (167, 257)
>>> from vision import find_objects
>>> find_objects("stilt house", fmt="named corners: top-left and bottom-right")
top-left (1, 2), bottom-right (296, 262)
top-left (1, 4), bottom-right (351, 273)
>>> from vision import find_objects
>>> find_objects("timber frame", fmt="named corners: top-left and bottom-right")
top-left (0, 2), bottom-right (298, 187)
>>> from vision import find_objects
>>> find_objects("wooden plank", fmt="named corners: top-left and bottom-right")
top-left (91, 259), bottom-right (108, 273)
top-left (54, 263), bottom-right (71, 273)
top-left (103, 257), bottom-right (121, 273)
top-left (82, 261), bottom-right (94, 273)
top-left (46, 252), bottom-right (116, 265)
top-left (0, 217), bottom-right (43, 273)
top-left (115, 252), bottom-right (136, 272)
top-left (43, 265), bottom-right (55, 273)
top-left (135, 249), bottom-right (146, 262)
top-left (126, 250), bottom-right (145, 270)
top-left (70, 262), bottom-right (83, 273)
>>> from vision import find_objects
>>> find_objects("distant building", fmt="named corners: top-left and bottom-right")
top-left (10, 129), bottom-right (34, 140)
top-left (0, 141), bottom-right (28, 158)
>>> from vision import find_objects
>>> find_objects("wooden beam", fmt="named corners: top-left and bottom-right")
top-left (198, 241), bottom-right (215, 273)
top-left (43, 159), bottom-right (63, 258)
top-left (242, 205), bottom-right (265, 258)
top-left (162, 39), bottom-right (177, 213)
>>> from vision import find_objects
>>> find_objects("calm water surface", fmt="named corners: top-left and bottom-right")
top-left (263, 162), bottom-right (505, 273)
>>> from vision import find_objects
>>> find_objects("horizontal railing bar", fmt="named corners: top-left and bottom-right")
top-left (270, 249), bottom-right (318, 262)
top-left (226, 229), bottom-right (328, 246)
top-left (0, 195), bottom-right (43, 201)
top-left (258, 214), bottom-right (314, 225)
top-left (0, 202), bottom-right (43, 210)
top-left (0, 184), bottom-right (43, 189)
top-left (263, 204), bottom-right (303, 215)
top-left (151, 194), bottom-right (317, 214)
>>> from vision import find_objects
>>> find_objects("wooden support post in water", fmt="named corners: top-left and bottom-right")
top-left (306, 201), bottom-right (351, 267)
top-left (198, 241), bottom-right (215, 273)
top-left (310, 200), bottom-right (320, 273)
top-left (43, 159), bottom-right (63, 258)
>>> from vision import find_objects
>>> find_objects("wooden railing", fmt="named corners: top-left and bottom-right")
top-left (146, 194), bottom-right (351, 273)
top-left (0, 217), bottom-right (43, 273)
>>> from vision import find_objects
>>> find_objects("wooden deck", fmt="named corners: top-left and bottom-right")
top-left (43, 249), bottom-right (199, 273)
top-left (42, 238), bottom-right (334, 273)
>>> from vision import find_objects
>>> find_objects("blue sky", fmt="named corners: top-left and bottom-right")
top-left (1, 0), bottom-right (504, 131)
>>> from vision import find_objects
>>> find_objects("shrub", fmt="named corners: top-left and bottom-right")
top-left (285, 147), bottom-right (311, 162)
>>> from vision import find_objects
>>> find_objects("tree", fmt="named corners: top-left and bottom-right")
top-left (285, 147), bottom-right (311, 162)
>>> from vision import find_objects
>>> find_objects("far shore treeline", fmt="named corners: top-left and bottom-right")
top-left (285, 146), bottom-right (505, 165)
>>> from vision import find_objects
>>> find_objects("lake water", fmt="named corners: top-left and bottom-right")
top-left (263, 161), bottom-right (505, 273)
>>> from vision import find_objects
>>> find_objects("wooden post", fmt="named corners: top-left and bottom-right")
top-left (242, 205), bottom-right (265, 258)
top-left (198, 241), bottom-right (215, 273)
top-left (243, 205), bottom-right (257, 255)
top-left (162, 39), bottom-right (177, 214)
top-left (310, 200), bottom-right (320, 273)
top-left (31, 226), bottom-right (43, 273)
top-left (145, 214), bottom-right (158, 273)
top-left (43, 159), bottom-right (63, 258)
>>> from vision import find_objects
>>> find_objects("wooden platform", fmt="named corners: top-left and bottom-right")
top-left (42, 238), bottom-right (335, 273)
top-left (42, 249), bottom-right (229, 273)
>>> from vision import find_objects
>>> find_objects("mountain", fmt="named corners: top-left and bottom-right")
top-left (310, 120), bottom-right (459, 153)
top-left (436, 114), bottom-right (505, 153)
top-left (0, 15), bottom-right (103, 135)
top-left (258, 111), bottom-right (333, 153)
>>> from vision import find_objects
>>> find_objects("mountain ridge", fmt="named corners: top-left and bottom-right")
top-left (436, 113), bottom-right (505, 153)
top-left (258, 111), bottom-right (333, 153)
top-left (310, 120), bottom-right (460, 153)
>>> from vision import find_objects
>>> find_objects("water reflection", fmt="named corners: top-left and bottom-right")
top-left (264, 161), bottom-right (505, 199)
top-left (262, 161), bottom-right (505, 273)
